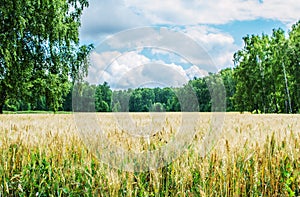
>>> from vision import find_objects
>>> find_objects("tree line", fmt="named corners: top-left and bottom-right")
top-left (3, 69), bottom-right (233, 113)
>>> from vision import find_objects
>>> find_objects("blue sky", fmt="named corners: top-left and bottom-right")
top-left (79, 0), bottom-right (300, 88)
top-left (211, 19), bottom-right (287, 45)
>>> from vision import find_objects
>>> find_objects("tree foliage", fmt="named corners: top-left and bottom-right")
top-left (95, 82), bottom-right (112, 112)
top-left (0, 0), bottom-right (93, 113)
top-left (233, 22), bottom-right (300, 113)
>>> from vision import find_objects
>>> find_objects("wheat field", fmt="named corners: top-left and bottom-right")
top-left (0, 113), bottom-right (299, 196)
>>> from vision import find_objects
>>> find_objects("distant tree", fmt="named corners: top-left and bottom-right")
top-left (150, 102), bottom-right (165, 112)
top-left (219, 68), bottom-right (236, 111)
top-left (112, 89), bottom-right (131, 112)
top-left (72, 81), bottom-right (96, 112)
top-left (153, 87), bottom-right (176, 111)
top-left (174, 84), bottom-right (199, 112)
top-left (112, 101), bottom-right (121, 112)
top-left (189, 77), bottom-right (210, 111)
top-left (168, 89), bottom-right (181, 112)
top-left (95, 82), bottom-right (112, 112)
top-left (129, 88), bottom-right (155, 112)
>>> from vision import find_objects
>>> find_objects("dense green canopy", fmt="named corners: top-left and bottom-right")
top-left (0, 0), bottom-right (93, 113)
top-left (233, 22), bottom-right (300, 113)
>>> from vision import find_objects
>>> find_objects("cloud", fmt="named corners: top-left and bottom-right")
top-left (85, 25), bottom-right (239, 88)
top-left (86, 50), bottom-right (150, 85)
top-left (79, 0), bottom-right (299, 44)
top-left (79, 0), bottom-right (299, 87)
top-left (124, 0), bottom-right (300, 25)
top-left (79, 0), bottom-right (148, 42)
top-left (87, 51), bottom-right (121, 84)
top-left (186, 65), bottom-right (208, 79)
top-left (116, 63), bottom-right (188, 89)
top-left (181, 26), bottom-right (239, 68)
top-left (103, 26), bottom-right (237, 69)
top-left (99, 27), bottom-right (218, 72)
top-left (86, 48), bottom-right (209, 89)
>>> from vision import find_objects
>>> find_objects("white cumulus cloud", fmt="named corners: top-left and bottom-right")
top-left (87, 49), bottom-right (211, 89)
top-left (124, 0), bottom-right (300, 25)
top-left (181, 26), bottom-right (239, 68)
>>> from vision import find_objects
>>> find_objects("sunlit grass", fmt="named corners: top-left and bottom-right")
top-left (0, 113), bottom-right (299, 196)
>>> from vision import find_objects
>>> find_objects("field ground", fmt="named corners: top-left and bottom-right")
top-left (0, 113), bottom-right (299, 196)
